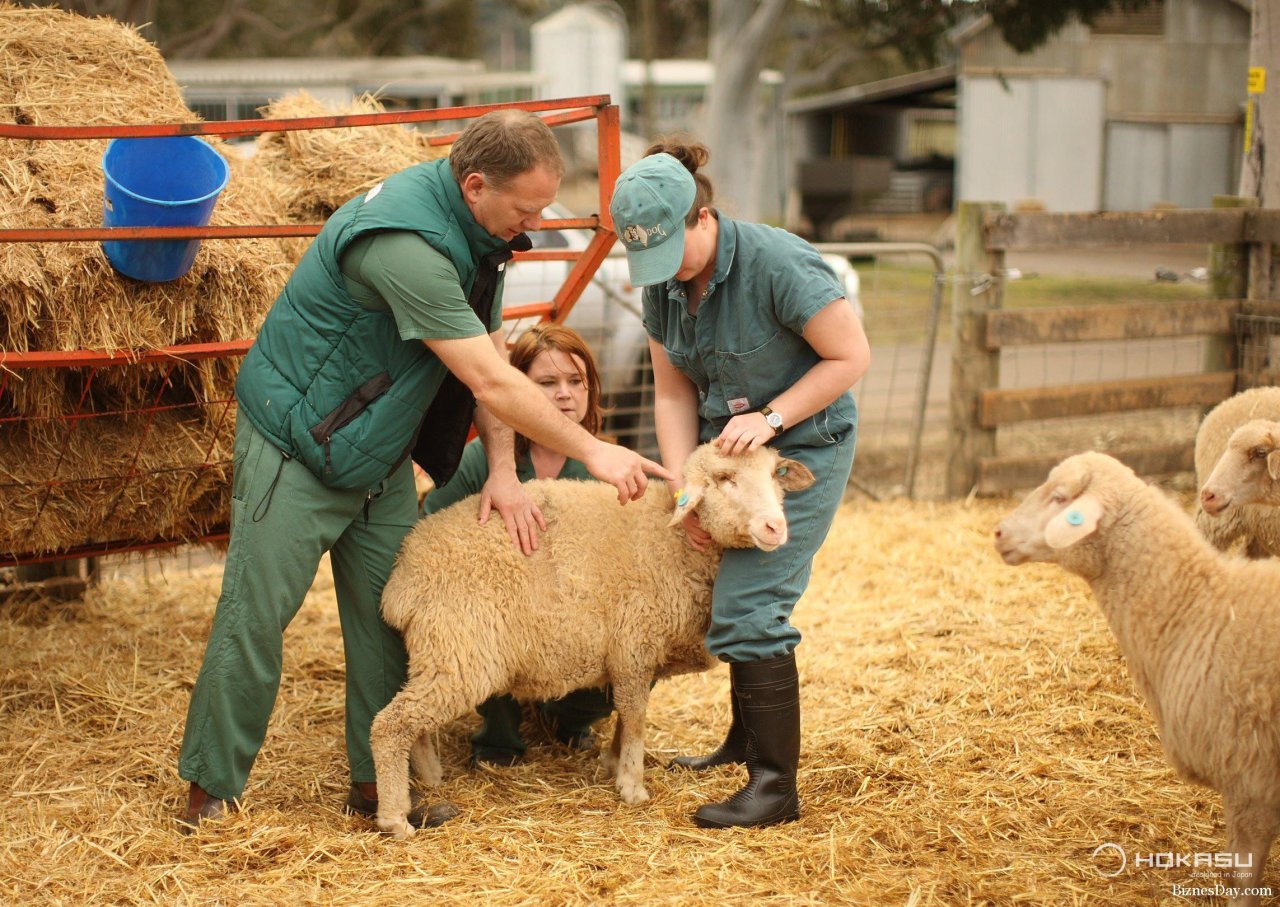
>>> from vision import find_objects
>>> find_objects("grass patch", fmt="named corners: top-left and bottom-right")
top-left (856, 261), bottom-right (1211, 344)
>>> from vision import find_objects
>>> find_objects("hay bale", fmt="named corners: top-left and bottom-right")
top-left (0, 5), bottom-right (286, 555)
top-left (254, 91), bottom-right (446, 226)
top-left (0, 4), bottom-right (292, 418)
top-left (0, 411), bottom-right (231, 555)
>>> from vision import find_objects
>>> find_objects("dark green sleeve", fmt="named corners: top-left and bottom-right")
top-left (558, 458), bottom-right (593, 480)
top-left (420, 439), bottom-right (491, 515)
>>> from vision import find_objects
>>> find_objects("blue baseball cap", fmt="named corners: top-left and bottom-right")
top-left (609, 153), bottom-right (696, 287)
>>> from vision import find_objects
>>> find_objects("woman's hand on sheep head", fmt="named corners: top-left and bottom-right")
top-left (680, 511), bottom-right (713, 552)
top-left (583, 440), bottom-right (674, 504)
top-left (715, 412), bottom-right (774, 456)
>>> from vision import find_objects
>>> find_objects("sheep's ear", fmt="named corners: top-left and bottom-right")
top-left (668, 483), bottom-right (705, 527)
top-left (1044, 494), bottom-right (1102, 549)
top-left (776, 459), bottom-right (816, 492)
top-left (1267, 448), bottom-right (1280, 482)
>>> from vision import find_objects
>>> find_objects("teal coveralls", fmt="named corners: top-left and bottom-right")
top-left (421, 439), bottom-right (612, 758)
top-left (643, 216), bottom-right (858, 663)
top-left (179, 163), bottom-right (507, 803)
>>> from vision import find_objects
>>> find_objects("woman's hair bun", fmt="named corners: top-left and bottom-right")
top-left (644, 138), bottom-right (710, 175)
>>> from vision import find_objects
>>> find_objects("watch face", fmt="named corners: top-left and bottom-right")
top-left (766, 412), bottom-right (783, 430)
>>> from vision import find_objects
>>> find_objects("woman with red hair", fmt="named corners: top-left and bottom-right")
top-left (420, 322), bottom-right (612, 765)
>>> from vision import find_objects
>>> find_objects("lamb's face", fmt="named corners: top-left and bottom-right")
top-left (994, 452), bottom-right (1125, 569)
top-left (1199, 419), bottom-right (1280, 516)
top-left (670, 445), bottom-right (815, 551)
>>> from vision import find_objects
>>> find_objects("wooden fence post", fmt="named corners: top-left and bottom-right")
top-left (947, 201), bottom-right (1005, 498)
top-left (1209, 196), bottom-right (1252, 384)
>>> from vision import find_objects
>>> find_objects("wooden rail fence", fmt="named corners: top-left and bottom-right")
top-left (947, 201), bottom-right (1280, 497)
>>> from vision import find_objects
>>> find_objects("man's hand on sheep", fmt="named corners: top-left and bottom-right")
top-left (582, 440), bottom-right (673, 504)
top-left (478, 469), bottom-right (548, 555)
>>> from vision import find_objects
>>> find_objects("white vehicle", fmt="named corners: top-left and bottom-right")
top-left (502, 205), bottom-right (861, 451)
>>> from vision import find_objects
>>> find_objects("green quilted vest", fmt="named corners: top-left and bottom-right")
top-left (235, 158), bottom-right (509, 490)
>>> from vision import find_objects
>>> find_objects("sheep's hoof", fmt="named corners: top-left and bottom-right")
top-left (618, 782), bottom-right (650, 805)
top-left (377, 816), bottom-right (415, 840)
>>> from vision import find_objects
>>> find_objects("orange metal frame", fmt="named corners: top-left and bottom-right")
top-left (0, 96), bottom-right (622, 564)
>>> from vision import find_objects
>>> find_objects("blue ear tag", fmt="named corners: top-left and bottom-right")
top-left (777, 466), bottom-right (788, 476)
top-left (676, 491), bottom-right (689, 507)
top-left (1066, 509), bottom-right (1084, 526)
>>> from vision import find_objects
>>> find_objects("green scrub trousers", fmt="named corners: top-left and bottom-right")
top-left (707, 420), bottom-right (856, 663)
top-left (178, 416), bottom-right (416, 801)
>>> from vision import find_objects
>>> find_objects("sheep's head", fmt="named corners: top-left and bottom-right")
top-left (1199, 419), bottom-right (1280, 516)
top-left (994, 452), bottom-right (1140, 574)
top-left (669, 444), bottom-right (815, 551)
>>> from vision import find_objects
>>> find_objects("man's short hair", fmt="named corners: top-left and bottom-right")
top-left (449, 110), bottom-right (565, 189)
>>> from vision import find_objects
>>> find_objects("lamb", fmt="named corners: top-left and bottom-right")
top-left (1194, 386), bottom-right (1280, 557)
top-left (994, 452), bottom-right (1280, 906)
top-left (371, 442), bottom-right (815, 839)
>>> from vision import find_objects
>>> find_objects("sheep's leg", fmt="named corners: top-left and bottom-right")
top-left (609, 677), bottom-right (651, 805)
top-left (601, 719), bottom-right (623, 778)
top-left (369, 693), bottom-right (420, 840)
top-left (1223, 797), bottom-right (1279, 906)
top-left (409, 731), bottom-right (442, 787)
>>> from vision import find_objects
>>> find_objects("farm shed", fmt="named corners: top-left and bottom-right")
top-left (786, 0), bottom-right (1250, 235)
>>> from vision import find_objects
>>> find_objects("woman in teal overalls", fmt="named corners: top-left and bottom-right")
top-left (420, 323), bottom-right (612, 765)
top-left (610, 141), bottom-right (872, 829)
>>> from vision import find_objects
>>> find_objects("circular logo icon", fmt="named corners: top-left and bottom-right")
top-left (1091, 843), bottom-right (1127, 878)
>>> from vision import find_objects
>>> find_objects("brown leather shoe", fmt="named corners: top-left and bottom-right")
top-left (345, 782), bottom-right (459, 829)
top-left (176, 782), bottom-right (237, 834)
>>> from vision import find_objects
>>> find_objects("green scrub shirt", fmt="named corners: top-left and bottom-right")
top-left (642, 215), bottom-right (859, 662)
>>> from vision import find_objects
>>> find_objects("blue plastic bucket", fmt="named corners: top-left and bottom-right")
top-left (101, 136), bottom-right (229, 282)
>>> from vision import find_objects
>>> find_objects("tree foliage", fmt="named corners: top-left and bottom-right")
top-left (19, 0), bottom-right (481, 58)
top-left (816, 0), bottom-right (1161, 67)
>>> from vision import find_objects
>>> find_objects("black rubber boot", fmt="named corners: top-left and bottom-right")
top-left (692, 653), bottom-right (801, 829)
top-left (669, 676), bottom-right (746, 770)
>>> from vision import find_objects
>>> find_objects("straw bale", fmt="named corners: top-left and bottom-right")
top-left (254, 92), bottom-right (446, 226)
top-left (0, 495), bottom-right (1248, 905)
top-left (0, 5), bottom-right (295, 555)
top-left (0, 409), bottom-right (231, 556)
top-left (0, 5), bottom-right (292, 419)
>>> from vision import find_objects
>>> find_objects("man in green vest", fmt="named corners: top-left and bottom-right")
top-left (176, 109), bottom-right (670, 832)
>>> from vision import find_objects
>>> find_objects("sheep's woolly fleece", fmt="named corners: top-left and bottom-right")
top-left (0, 494), bottom-right (1231, 906)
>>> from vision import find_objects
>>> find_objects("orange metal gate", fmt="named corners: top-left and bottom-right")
top-left (0, 96), bottom-right (621, 565)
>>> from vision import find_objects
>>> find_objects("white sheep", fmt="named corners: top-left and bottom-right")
top-left (995, 452), bottom-right (1280, 906)
top-left (1194, 387), bottom-right (1280, 557)
top-left (1200, 418), bottom-right (1280, 518)
top-left (371, 442), bottom-right (816, 839)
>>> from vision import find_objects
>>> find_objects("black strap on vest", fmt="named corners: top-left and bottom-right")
top-left (410, 232), bottom-right (532, 487)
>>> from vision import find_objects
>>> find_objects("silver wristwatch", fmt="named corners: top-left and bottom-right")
top-left (760, 406), bottom-right (784, 435)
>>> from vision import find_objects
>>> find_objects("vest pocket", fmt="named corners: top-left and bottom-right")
top-left (309, 372), bottom-right (393, 475)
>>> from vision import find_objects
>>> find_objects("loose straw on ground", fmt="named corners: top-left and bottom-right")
top-left (0, 496), bottom-right (1233, 905)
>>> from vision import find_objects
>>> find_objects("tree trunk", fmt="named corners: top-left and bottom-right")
top-left (705, 0), bottom-right (788, 222)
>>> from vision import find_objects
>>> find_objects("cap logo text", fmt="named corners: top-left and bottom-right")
top-left (621, 223), bottom-right (668, 247)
